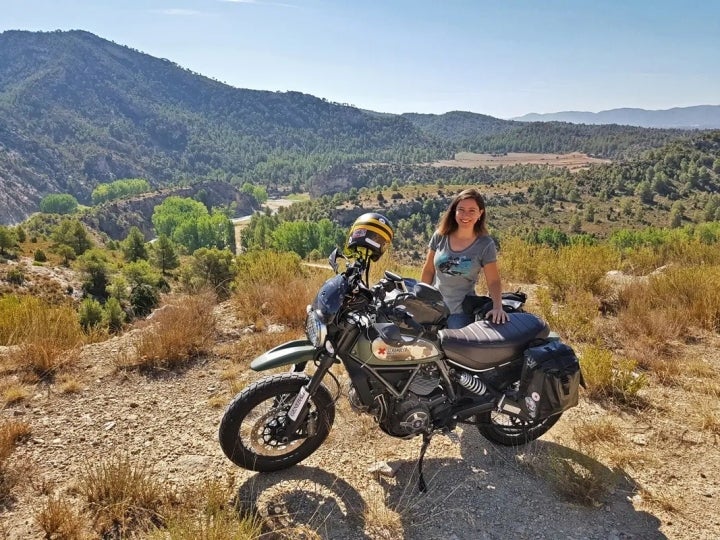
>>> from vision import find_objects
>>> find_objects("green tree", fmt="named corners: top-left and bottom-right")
top-left (122, 260), bottom-right (161, 288)
top-left (150, 235), bottom-right (180, 275)
top-left (569, 214), bottom-right (582, 234)
top-left (51, 219), bottom-right (92, 255)
top-left (103, 297), bottom-right (126, 333)
top-left (669, 201), bottom-right (685, 228)
top-left (0, 226), bottom-right (17, 256)
top-left (152, 197), bottom-right (233, 252)
top-left (91, 178), bottom-right (151, 205)
top-left (635, 181), bottom-right (654, 205)
top-left (78, 298), bottom-right (104, 331)
top-left (56, 244), bottom-right (77, 266)
top-left (39, 194), bottom-right (79, 214)
top-left (152, 197), bottom-right (208, 238)
top-left (121, 227), bottom-right (148, 262)
top-left (77, 249), bottom-right (110, 299)
top-left (181, 248), bottom-right (237, 299)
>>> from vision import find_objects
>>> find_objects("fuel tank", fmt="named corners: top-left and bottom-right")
top-left (350, 332), bottom-right (442, 366)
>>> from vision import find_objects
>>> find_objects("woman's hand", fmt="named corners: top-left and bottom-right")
top-left (485, 307), bottom-right (508, 324)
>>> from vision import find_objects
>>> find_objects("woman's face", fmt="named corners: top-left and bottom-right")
top-left (454, 198), bottom-right (482, 231)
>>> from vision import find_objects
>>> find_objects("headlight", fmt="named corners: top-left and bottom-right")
top-left (305, 309), bottom-right (327, 348)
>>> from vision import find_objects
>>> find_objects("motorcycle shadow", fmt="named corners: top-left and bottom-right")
top-left (375, 427), bottom-right (666, 540)
top-left (234, 465), bottom-right (372, 539)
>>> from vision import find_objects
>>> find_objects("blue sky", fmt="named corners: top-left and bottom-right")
top-left (1, 0), bottom-right (718, 119)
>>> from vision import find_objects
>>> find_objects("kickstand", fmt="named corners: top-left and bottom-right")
top-left (416, 432), bottom-right (432, 493)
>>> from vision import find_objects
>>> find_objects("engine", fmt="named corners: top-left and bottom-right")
top-left (383, 396), bottom-right (432, 438)
top-left (348, 364), bottom-right (446, 438)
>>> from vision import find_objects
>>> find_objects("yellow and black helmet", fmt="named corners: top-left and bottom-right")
top-left (345, 213), bottom-right (394, 261)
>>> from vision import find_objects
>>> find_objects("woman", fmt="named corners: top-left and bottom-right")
top-left (421, 188), bottom-right (508, 329)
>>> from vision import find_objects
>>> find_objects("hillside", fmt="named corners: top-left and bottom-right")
top-left (0, 30), bottom-right (443, 225)
top-left (0, 30), bottom-right (698, 226)
top-left (514, 105), bottom-right (720, 129)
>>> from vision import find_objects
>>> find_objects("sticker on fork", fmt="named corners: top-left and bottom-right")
top-left (288, 387), bottom-right (310, 421)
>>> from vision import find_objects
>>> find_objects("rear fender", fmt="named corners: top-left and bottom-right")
top-left (249, 339), bottom-right (317, 372)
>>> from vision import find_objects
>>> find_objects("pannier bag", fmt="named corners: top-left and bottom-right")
top-left (519, 340), bottom-right (584, 419)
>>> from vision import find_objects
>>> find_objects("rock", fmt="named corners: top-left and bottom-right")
top-left (367, 461), bottom-right (397, 478)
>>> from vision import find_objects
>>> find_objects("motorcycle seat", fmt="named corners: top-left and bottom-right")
top-left (439, 313), bottom-right (550, 371)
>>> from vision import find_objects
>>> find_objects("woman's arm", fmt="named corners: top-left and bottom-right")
top-left (483, 261), bottom-right (508, 323)
top-left (421, 249), bottom-right (436, 285)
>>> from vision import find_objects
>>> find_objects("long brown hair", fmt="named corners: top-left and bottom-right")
top-left (437, 188), bottom-right (488, 236)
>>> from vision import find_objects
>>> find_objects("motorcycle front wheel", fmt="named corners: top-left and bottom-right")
top-left (476, 410), bottom-right (562, 446)
top-left (219, 373), bottom-right (335, 472)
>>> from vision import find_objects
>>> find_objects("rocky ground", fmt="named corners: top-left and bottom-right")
top-left (1, 299), bottom-right (719, 539)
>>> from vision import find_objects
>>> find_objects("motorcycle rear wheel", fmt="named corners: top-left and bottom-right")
top-left (476, 410), bottom-right (562, 446)
top-left (219, 373), bottom-right (335, 472)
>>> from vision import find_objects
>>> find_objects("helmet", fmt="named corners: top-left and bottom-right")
top-left (345, 213), bottom-right (394, 261)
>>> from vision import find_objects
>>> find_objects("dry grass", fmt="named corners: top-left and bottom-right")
top-left (537, 244), bottom-right (617, 301)
top-left (616, 266), bottom-right (720, 355)
top-left (1, 382), bottom-right (32, 404)
top-left (222, 329), bottom-right (303, 363)
top-left (694, 399), bottom-right (720, 436)
top-left (536, 286), bottom-right (600, 343)
top-left (77, 454), bottom-right (175, 537)
top-left (58, 374), bottom-right (83, 394)
top-left (36, 494), bottom-right (90, 540)
top-left (145, 478), bottom-right (263, 540)
top-left (116, 293), bottom-right (216, 371)
top-left (637, 487), bottom-right (679, 513)
top-left (578, 346), bottom-right (646, 403)
top-left (0, 419), bottom-right (31, 507)
top-left (233, 250), bottom-right (330, 328)
top-left (363, 495), bottom-right (404, 540)
top-left (523, 446), bottom-right (615, 506)
top-left (0, 295), bottom-right (86, 379)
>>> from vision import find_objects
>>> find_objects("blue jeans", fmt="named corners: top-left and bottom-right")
top-left (447, 313), bottom-right (474, 329)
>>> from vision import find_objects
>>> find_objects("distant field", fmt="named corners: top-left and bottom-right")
top-left (432, 151), bottom-right (611, 171)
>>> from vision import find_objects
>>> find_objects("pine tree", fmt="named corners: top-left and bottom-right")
top-left (151, 235), bottom-right (179, 275)
top-left (121, 226), bottom-right (148, 262)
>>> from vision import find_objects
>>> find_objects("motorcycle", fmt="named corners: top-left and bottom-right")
top-left (219, 248), bottom-right (584, 490)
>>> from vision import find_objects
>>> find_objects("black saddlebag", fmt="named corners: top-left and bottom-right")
top-left (519, 340), bottom-right (584, 419)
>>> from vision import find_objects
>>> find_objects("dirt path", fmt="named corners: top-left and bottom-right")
top-left (2, 302), bottom-right (718, 539)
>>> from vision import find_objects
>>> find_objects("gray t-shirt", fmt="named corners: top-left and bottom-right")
top-left (429, 231), bottom-right (498, 314)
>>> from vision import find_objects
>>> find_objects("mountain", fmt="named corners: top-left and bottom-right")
top-left (513, 105), bottom-right (720, 129)
top-left (0, 30), bottom-right (698, 226)
top-left (0, 29), bottom-right (442, 224)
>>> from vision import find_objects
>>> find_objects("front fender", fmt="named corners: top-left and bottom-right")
top-left (250, 339), bottom-right (318, 371)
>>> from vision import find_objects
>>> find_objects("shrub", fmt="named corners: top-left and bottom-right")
top-left (130, 283), bottom-right (160, 317)
top-left (537, 243), bottom-right (617, 301)
top-left (78, 298), bottom-right (105, 331)
top-left (5, 268), bottom-right (24, 285)
top-left (180, 247), bottom-right (237, 300)
top-left (579, 345), bottom-right (646, 403)
top-left (118, 293), bottom-right (216, 371)
top-left (233, 250), bottom-right (328, 327)
top-left (616, 265), bottom-right (720, 354)
top-left (103, 297), bottom-right (126, 333)
top-left (33, 249), bottom-right (47, 263)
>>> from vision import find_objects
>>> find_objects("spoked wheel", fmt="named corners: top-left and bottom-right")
top-left (219, 373), bottom-right (335, 472)
top-left (476, 410), bottom-right (562, 446)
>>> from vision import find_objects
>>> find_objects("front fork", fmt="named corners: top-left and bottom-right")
top-left (280, 353), bottom-right (334, 441)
